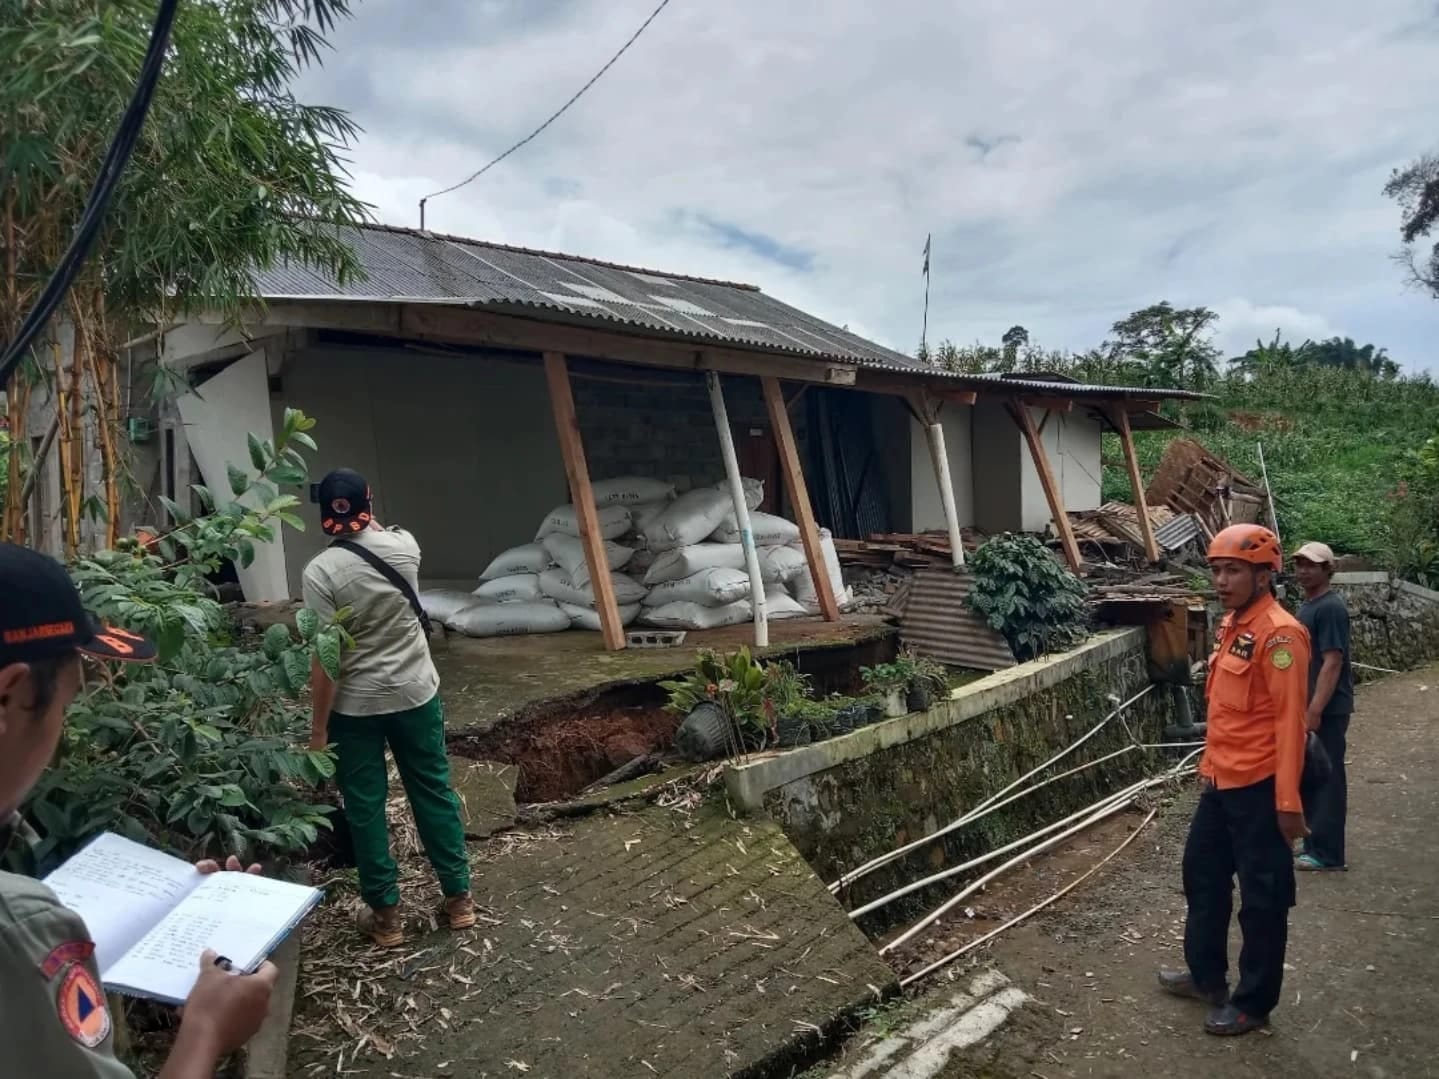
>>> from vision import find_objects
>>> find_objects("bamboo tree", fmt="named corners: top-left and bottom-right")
top-left (0, 0), bottom-right (369, 548)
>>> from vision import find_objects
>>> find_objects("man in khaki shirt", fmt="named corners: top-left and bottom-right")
top-left (0, 542), bottom-right (276, 1077)
top-left (302, 469), bottom-right (473, 948)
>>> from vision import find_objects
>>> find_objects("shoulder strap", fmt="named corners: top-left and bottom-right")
top-left (330, 538), bottom-right (434, 636)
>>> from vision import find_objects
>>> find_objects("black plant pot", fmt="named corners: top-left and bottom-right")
top-left (831, 702), bottom-right (869, 734)
top-left (776, 714), bottom-right (814, 748)
top-left (675, 701), bottom-right (736, 762)
top-left (907, 684), bottom-right (934, 712)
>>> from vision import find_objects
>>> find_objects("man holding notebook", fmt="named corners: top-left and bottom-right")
top-left (0, 542), bottom-right (277, 1077)
top-left (302, 468), bottom-right (475, 947)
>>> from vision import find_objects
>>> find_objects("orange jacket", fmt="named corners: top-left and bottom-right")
top-left (1201, 592), bottom-right (1310, 813)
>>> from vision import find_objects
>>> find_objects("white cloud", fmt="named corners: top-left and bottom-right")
top-left (296, 0), bottom-right (1439, 367)
top-left (1211, 300), bottom-right (1340, 358)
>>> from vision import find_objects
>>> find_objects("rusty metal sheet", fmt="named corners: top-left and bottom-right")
top-left (898, 567), bottom-right (1016, 671)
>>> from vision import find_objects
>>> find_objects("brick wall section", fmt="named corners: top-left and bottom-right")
top-left (573, 375), bottom-right (805, 494)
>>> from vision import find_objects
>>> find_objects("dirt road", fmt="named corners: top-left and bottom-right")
top-left (827, 665), bottom-right (1439, 1078)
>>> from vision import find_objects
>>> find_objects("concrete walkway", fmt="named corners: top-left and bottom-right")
top-left (289, 799), bottom-right (895, 1078)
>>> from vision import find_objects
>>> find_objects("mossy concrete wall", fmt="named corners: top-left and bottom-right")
top-left (725, 629), bottom-right (1178, 930)
top-left (1330, 573), bottom-right (1439, 675)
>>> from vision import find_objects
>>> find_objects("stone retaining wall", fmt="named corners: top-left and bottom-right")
top-left (1330, 573), bottom-right (1439, 675)
top-left (725, 629), bottom-right (1179, 930)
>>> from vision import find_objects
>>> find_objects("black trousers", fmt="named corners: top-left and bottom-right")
top-left (1303, 713), bottom-right (1350, 867)
top-left (1182, 777), bottom-right (1296, 1018)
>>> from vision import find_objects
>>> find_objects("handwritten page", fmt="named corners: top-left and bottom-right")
top-left (44, 833), bottom-right (200, 974)
top-left (103, 869), bottom-right (321, 1003)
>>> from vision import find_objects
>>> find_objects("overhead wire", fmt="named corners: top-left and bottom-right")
top-left (418, 0), bottom-right (675, 227)
top-left (0, 0), bottom-right (180, 388)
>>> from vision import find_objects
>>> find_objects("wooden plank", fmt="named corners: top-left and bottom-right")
top-left (1017, 395), bottom-right (1074, 413)
top-left (1111, 407), bottom-right (1161, 563)
top-left (1007, 403), bottom-right (1083, 572)
top-left (763, 375), bottom-right (839, 621)
top-left (543, 352), bottom-right (626, 651)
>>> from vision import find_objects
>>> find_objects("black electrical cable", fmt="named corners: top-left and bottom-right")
top-left (0, 0), bottom-right (181, 387)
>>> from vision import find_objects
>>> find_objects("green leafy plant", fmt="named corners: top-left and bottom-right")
top-left (969, 534), bottom-right (1090, 662)
top-left (20, 411), bottom-right (343, 866)
top-left (908, 652), bottom-right (951, 697)
top-left (660, 647), bottom-right (771, 746)
top-left (860, 658), bottom-right (916, 694)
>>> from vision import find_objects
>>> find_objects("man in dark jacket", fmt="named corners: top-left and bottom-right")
top-left (1292, 541), bottom-right (1353, 871)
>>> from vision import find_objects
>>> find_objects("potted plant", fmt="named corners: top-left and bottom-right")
top-left (765, 661), bottom-right (815, 748)
top-left (862, 658), bottom-right (917, 718)
top-left (660, 648), bottom-right (770, 761)
top-left (905, 651), bottom-right (951, 712)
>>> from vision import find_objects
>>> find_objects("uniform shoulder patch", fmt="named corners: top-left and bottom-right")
top-left (39, 940), bottom-right (95, 979)
top-left (1270, 647), bottom-right (1294, 670)
top-left (56, 964), bottom-right (110, 1048)
top-left (1265, 634), bottom-right (1295, 650)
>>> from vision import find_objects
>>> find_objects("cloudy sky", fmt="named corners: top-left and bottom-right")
top-left (296, 0), bottom-right (1439, 369)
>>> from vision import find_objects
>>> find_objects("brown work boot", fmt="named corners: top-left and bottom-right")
top-left (358, 904), bottom-right (404, 948)
top-left (442, 892), bottom-right (477, 931)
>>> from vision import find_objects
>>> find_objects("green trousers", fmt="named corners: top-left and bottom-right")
top-left (330, 695), bottom-right (471, 909)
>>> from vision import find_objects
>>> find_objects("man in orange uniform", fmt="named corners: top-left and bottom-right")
top-left (1159, 524), bottom-right (1310, 1036)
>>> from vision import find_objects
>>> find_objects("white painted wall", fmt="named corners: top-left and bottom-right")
top-left (1019, 409), bottom-right (1103, 531)
top-left (908, 405), bottom-right (976, 530)
top-left (272, 345), bottom-right (567, 593)
top-left (177, 351), bottom-right (291, 600)
top-left (970, 402), bottom-right (1025, 534)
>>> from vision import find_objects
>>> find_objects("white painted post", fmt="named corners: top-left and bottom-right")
top-left (706, 371), bottom-right (768, 647)
top-left (926, 421), bottom-right (966, 567)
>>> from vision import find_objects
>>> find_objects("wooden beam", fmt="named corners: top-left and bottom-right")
top-left (1007, 403), bottom-right (1083, 573)
top-left (852, 374), bottom-right (977, 406)
top-left (1017, 395), bottom-right (1073, 413)
top-left (1110, 407), bottom-right (1161, 563)
top-left (542, 352), bottom-right (626, 651)
top-left (762, 376), bottom-right (839, 621)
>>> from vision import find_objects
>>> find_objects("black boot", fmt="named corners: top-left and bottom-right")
top-left (1157, 968), bottom-right (1229, 1007)
top-left (1204, 1004), bottom-right (1269, 1036)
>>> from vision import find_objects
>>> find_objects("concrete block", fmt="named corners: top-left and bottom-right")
top-left (453, 760), bottom-right (519, 838)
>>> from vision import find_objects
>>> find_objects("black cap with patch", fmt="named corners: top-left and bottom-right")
top-left (0, 543), bottom-right (156, 664)
top-left (317, 468), bottom-right (373, 537)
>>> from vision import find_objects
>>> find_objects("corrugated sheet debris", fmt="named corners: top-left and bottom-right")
top-left (897, 567), bottom-right (1016, 671)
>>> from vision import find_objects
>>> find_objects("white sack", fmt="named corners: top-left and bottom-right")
top-left (765, 584), bottom-right (809, 621)
top-left (535, 503), bottom-right (632, 541)
top-left (643, 543), bottom-right (745, 585)
top-left (421, 590), bottom-right (485, 625)
top-left (539, 567), bottom-right (647, 608)
top-left (758, 544), bottom-right (807, 584)
top-left (473, 574), bottom-right (543, 603)
top-left (711, 511), bottom-right (802, 547)
top-left (642, 567), bottom-right (751, 608)
top-left (448, 601), bottom-right (570, 637)
top-left (642, 488), bottom-right (732, 552)
top-left (641, 599), bottom-right (754, 630)
top-left (712, 477), bottom-right (764, 511)
top-left (541, 533), bottom-right (634, 582)
top-left (590, 476), bottom-right (677, 507)
top-left (559, 602), bottom-right (642, 631)
top-left (793, 531), bottom-right (851, 613)
top-left (479, 542), bottom-right (551, 580)
top-left (629, 500), bottom-right (673, 542)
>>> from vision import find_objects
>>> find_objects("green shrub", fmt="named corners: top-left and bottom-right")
top-left (19, 409), bottom-right (343, 866)
top-left (969, 534), bottom-right (1089, 661)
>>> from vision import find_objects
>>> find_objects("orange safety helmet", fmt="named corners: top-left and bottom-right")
top-left (1207, 524), bottom-right (1283, 570)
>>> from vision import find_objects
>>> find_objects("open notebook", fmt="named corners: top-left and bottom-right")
top-left (43, 832), bottom-right (322, 1005)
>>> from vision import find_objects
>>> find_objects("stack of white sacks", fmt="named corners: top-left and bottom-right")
top-left (420, 475), bottom-right (851, 638)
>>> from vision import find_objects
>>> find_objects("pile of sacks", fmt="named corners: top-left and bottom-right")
top-left (419, 475), bottom-right (851, 638)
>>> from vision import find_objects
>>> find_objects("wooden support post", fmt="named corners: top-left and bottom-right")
top-left (543, 352), bottom-right (626, 651)
top-left (761, 376), bottom-right (839, 621)
top-left (1007, 402), bottom-right (1083, 573)
top-left (708, 372), bottom-right (768, 646)
top-left (1111, 407), bottom-right (1160, 563)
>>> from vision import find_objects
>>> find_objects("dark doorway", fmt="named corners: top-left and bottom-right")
top-left (732, 421), bottom-right (780, 513)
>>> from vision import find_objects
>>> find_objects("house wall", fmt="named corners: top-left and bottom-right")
top-left (970, 401), bottom-right (1024, 534)
top-left (1019, 408), bottom-right (1104, 531)
top-left (907, 405), bottom-right (975, 531)
top-left (871, 397), bottom-right (912, 529)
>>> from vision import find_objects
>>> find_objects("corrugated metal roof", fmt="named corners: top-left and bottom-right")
top-left (899, 567), bottom-right (1017, 671)
top-left (254, 224), bottom-right (1206, 401)
top-left (1154, 513), bottom-right (1201, 551)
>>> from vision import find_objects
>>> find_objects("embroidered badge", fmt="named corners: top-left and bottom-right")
top-left (1271, 647), bottom-right (1294, 670)
top-left (56, 965), bottom-right (110, 1048)
top-left (1266, 634), bottom-right (1295, 650)
top-left (39, 940), bottom-right (95, 979)
top-left (1229, 631), bottom-right (1256, 661)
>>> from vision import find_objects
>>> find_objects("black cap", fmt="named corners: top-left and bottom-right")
top-left (0, 543), bottom-right (156, 665)
top-left (317, 468), bottom-right (373, 537)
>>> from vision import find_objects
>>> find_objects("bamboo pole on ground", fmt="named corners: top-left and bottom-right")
top-left (707, 371), bottom-right (767, 648)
